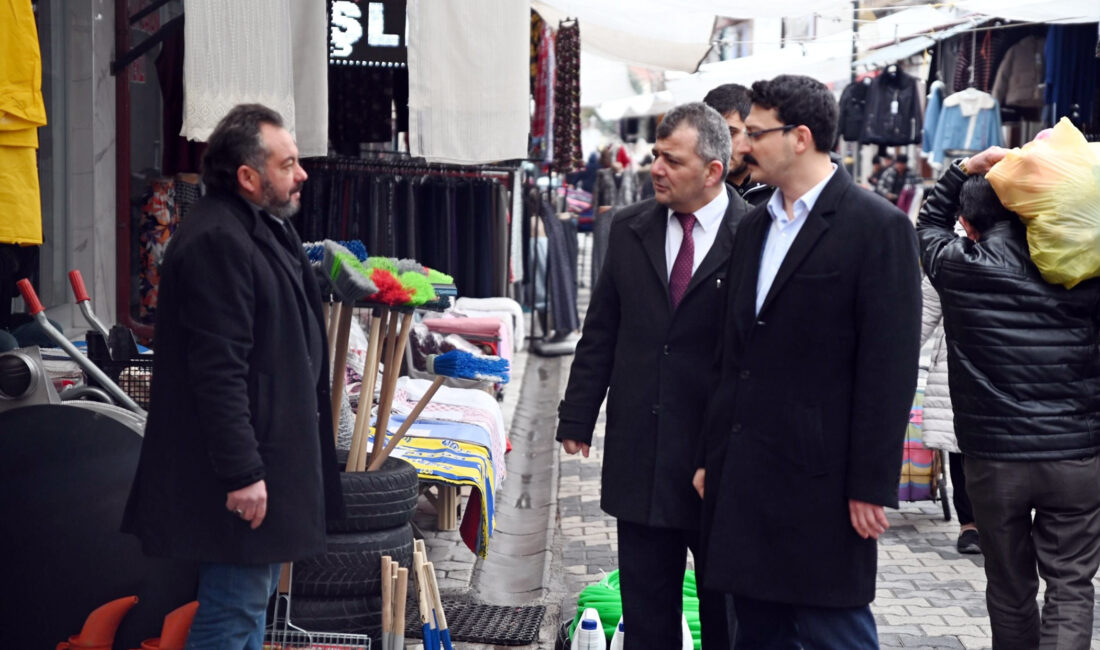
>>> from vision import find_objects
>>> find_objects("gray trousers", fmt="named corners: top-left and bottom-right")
top-left (966, 455), bottom-right (1100, 650)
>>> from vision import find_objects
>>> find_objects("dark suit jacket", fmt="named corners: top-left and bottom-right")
top-left (557, 186), bottom-right (751, 530)
top-left (123, 191), bottom-right (343, 564)
top-left (699, 166), bottom-right (921, 606)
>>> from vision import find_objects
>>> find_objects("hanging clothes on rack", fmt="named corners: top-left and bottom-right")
top-left (532, 189), bottom-right (580, 336)
top-left (922, 80), bottom-right (946, 158)
top-left (838, 76), bottom-right (874, 143)
top-left (929, 88), bottom-right (1004, 165)
top-left (861, 65), bottom-right (923, 146)
top-left (553, 19), bottom-right (583, 173)
top-left (1044, 24), bottom-right (1100, 126)
top-left (298, 159), bottom-right (516, 299)
top-left (992, 35), bottom-right (1046, 117)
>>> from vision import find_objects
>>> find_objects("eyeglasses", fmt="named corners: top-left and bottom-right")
top-left (745, 124), bottom-right (798, 140)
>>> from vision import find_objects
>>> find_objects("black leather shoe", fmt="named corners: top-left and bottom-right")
top-left (957, 528), bottom-right (981, 554)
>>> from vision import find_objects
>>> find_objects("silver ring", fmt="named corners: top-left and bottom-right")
top-left (234, 508), bottom-right (244, 516)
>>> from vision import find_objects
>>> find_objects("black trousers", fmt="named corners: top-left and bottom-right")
top-left (617, 519), bottom-right (732, 649)
top-left (948, 452), bottom-right (974, 526)
top-left (966, 455), bottom-right (1100, 649)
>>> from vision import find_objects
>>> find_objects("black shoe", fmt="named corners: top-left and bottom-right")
top-left (957, 529), bottom-right (981, 554)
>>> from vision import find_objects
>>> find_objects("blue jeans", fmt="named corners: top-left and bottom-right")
top-left (733, 596), bottom-right (878, 650)
top-left (185, 562), bottom-right (281, 650)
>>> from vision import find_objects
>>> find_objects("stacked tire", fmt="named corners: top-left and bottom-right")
top-left (290, 453), bottom-right (419, 643)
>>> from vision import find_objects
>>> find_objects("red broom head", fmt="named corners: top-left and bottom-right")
top-left (369, 268), bottom-right (413, 305)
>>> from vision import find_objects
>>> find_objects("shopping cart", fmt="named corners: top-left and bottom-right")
top-left (264, 564), bottom-right (372, 649)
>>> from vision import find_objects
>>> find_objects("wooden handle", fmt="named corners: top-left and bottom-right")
top-left (368, 375), bottom-right (446, 470)
top-left (329, 302), bottom-right (354, 431)
top-left (367, 310), bottom-right (401, 468)
top-left (425, 561), bottom-right (448, 630)
top-left (381, 556), bottom-right (393, 636)
top-left (393, 566), bottom-right (409, 636)
top-left (352, 310), bottom-right (386, 471)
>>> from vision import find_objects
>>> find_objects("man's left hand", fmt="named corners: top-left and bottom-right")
top-left (849, 499), bottom-right (888, 540)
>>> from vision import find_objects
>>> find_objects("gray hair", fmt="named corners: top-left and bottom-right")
top-left (656, 102), bottom-right (731, 178)
top-left (201, 104), bottom-right (284, 194)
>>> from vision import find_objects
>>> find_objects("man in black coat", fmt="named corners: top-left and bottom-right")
top-left (122, 104), bottom-right (343, 647)
top-left (557, 102), bottom-right (750, 649)
top-left (693, 75), bottom-right (921, 647)
top-left (918, 149), bottom-right (1100, 648)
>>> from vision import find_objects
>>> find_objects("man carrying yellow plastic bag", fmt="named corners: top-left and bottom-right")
top-left (917, 145), bottom-right (1100, 649)
top-left (985, 117), bottom-right (1100, 288)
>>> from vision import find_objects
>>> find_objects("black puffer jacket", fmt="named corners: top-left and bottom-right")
top-left (917, 163), bottom-right (1100, 460)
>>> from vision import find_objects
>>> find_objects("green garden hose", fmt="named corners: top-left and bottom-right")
top-left (569, 570), bottom-right (701, 649)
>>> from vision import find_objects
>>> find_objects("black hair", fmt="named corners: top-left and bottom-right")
top-left (656, 102), bottom-right (732, 178)
top-left (874, 154), bottom-right (892, 166)
top-left (201, 104), bottom-right (285, 195)
top-left (959, 176), bottom-right (1017, 234)
top-left (895, 154), bottom-right (909, 164)
top-left (702, 83), bottom-right (752, 120)
top-left (749, 75), bottom-right (838, 153)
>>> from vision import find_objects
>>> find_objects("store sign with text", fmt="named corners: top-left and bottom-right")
top-left (329, 0), bottom-right (407, 67)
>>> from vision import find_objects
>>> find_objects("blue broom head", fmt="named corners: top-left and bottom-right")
top-left (426, 349), bottom-right (510, 384)
top-left (303, 241), bottom-right (326, 264)
top-left (341, 239), bottom-right (368, 261)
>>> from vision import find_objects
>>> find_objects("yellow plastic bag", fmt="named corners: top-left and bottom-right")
top-left (986, 117), bottom-right (1100, 288)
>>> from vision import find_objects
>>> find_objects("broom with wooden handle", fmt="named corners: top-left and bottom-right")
top-left (393, 566), bottom-right (409, 650)
top-left (381, 555), bottom-right (393, 650)
top-left (347, 309), bottom-right (385, 472)
top-left (367, 350), bottom-right (510, 470)
top-left (424, 560), bottom-right (453, 650)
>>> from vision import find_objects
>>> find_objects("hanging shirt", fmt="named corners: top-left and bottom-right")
top-left (757, 165), bottom-right (838, 315)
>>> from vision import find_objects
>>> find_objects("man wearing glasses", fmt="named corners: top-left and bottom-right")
top-left (693, 75), bottom-right (921, 647)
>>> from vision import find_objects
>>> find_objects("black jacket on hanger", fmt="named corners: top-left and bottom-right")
top-left (861, 66), bottom-right (924, 146)
top-left (838, 77), bottom-right (874, 142)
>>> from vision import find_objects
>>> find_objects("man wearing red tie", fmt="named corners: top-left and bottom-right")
top-left (557, 102), bottom-right (751, 649)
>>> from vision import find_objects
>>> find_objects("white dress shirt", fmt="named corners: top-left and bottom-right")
top-left (756, 165), bottom-right (838, 314)
top-left (665, 189), bottom-right (730, 279)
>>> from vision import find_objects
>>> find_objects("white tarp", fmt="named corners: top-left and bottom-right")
top-left (533, 0), bottom-right (848, 72)
top-left (580, 51), bottom-right (644, 108)
top-left (955, 0), bottom-right (1099, 24)
top-left (666, 34), bottom-right (854, 104)
top-left (594, 91), bottom-right (677, 121)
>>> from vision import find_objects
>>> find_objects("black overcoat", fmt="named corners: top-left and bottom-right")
top-left (122, 191), bottom-right (343, 564)
top-left (699, 167), bottom-right (921, 606)
top-left (557, 187), bottom-right (751, 529)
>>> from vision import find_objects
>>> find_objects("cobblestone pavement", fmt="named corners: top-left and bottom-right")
top-left (415, 282), bottom-right (1100, 650)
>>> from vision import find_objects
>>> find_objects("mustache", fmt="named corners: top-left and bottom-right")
top-left (743, 154), bottom-right (759, 166)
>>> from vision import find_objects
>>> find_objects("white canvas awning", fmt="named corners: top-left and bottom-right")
top-left (594, 91), bottom-right (677, 121)
top-left (955, 0), bottom-right (1099, 24)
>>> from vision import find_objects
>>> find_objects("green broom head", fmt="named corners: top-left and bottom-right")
top-left (324, 240), bottom-right (377, 301)
top-left (368, 267), bottom-right (412, 305)
top-left (398, 271), bottom-right (437, 306)
top-left (570, 570), bottom-right (701, 646)
top-left (396, 258), bottom-right (427, 275)
top-left (424, 266), bottom-right (454, 284)
top-left (365, 256), bottom-right (399, 274)
top-left (425, 349), bottom-right (509, 383)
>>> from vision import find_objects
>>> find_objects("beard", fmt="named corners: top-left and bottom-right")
top-left (260, 177), bottom-right (303, 219)
top-left (727, 161), bottom-right (749, 181)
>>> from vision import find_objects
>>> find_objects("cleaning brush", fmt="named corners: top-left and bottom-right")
top-left (368, 350), bottom-right (509, 470)
top-left (369, 268), bottom-right (413, 305)
top-left (398, 271), bottom-right (437, 306)
top-left (366, 256), bottom-right (399, 274)
top-left (305, 239), bottom-right (367, 263)
top-left (396, 258), bottom-right (427, 275)
top-left (424, 267), bottom-right (454, 285)
top-left (324, 240), bottom-right (378, 302)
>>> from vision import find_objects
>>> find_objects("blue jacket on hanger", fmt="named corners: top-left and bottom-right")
top-left (930, 88), bottom-right (1003, 165)
top-left (922, 80), bottom-right (946, 156)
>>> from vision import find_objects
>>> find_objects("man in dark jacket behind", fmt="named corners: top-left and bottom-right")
top-left (557, 102), bottom-right (750, 649)
top-left (703, 83), bottom-right (774, 206)
top-left (123, 104), bottom-right (343, 648)
top-left (917, 148), bottom-right (1100, 649)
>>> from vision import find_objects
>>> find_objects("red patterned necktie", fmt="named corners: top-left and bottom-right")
top-left (669, 212), bottom-right (696, 309)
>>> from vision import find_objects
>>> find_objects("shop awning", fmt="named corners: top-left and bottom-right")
top-left (594, 91), bottom-right (677, 121)
top-left (956, 0), bottom-right (1100, 24)
top-left (854, 15), bottom-right (993, 69)
top-left (532, 0), bottom-right (849, 72)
